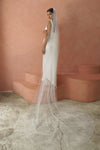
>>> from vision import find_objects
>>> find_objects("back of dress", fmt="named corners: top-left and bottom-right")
top-left (42, 19), bottom-right (59, 87)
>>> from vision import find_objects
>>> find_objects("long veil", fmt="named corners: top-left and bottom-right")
top-left (20, 8), bottom-right (95, 150)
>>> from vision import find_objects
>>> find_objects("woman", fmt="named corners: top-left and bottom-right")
top-left (41, 8), bottom-right (59, 88)
top-left (24, 8), bottom-right (95, 150)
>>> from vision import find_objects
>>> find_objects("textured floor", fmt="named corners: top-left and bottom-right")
top-left (0, 92), bottom-right (100, 150)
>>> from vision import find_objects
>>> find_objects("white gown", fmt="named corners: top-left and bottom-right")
top-left (42, 19), bottom-right (58, 87)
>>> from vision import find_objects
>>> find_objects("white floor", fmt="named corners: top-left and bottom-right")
top-left (0, 92), bottom-right (100, 150)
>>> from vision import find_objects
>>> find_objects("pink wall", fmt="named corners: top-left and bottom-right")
top-left (0, 0), bottom-right (100, 90)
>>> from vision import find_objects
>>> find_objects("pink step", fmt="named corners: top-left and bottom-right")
top-left (25, 72), bottom-right (64, 85)
top-left (13, 81), bottom-right (38, 103)
top-left (68, 73), bottom-right (100, 80)
top-left (65, 73), bottom-right (100, 102)
top-left (57, 86), bottom-right (68, 101)
top-left (13, 69), bottom-right (100, 103)
top-left (13, 79), bottom-right (66, 103)
top-left (78, 65), bottom-right (100, 74)
top-left (25, 72), bottom-right (42, 84)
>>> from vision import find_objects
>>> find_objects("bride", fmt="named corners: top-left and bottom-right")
top-left (24, 8), bottom-right (95, 150)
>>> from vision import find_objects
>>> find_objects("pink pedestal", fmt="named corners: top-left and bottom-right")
top-left (13, 65), bottom-right (100, 103)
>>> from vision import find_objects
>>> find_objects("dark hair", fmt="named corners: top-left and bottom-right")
top-left (47, 8), bottom-right (54, 13)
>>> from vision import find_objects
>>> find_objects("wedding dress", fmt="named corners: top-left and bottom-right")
top-left (0, 8), bottom-right (95, 150)
top-left (22, 8), bottom-right (95, 150)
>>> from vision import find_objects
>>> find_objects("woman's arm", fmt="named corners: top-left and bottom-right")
top-left (42, 20), bottom-right (51, 54)
top-left (42, 30), bottom-right (48, 40)
top-left (43, 20), bottom-right (51, 48)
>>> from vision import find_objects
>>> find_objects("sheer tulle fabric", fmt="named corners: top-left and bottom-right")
top-left (24, 77), bottom-right (95, 150)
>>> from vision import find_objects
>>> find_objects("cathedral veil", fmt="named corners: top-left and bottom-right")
top-left (22, 8), bottom-right (95, 150)
top-left (28, 8), bottom-right (61, 134)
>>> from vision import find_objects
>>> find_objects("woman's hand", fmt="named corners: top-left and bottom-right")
top-left (42, 45), bottom-right (46, 54)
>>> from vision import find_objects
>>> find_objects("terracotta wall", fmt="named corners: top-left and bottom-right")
top-left (0, 0), bottom-right (100, 90)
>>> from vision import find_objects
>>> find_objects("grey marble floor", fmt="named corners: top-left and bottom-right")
top-left (0, 92), bottom-right (100, 150)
